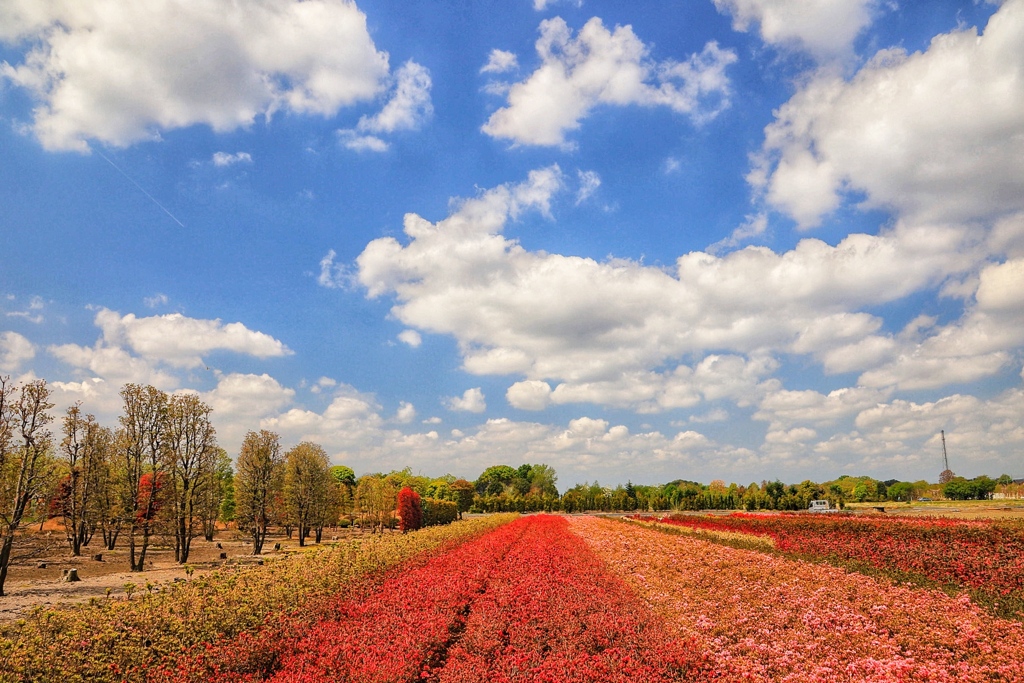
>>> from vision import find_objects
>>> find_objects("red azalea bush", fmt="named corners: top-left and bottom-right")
top-left (398, 486), bottom-right (423, 532)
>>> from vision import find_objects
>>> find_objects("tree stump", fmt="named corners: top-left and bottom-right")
top-left (215, 542), bottom-right (222, 549)
top-left (93, 553), bottom-right (103, 561)
top-left (36, 561), bottom-right (47, 569)
top-left (219, 552), bottom-right (228, 559)
top-left (62, 568), bottom-right (81, 582)
top-left (273, 543), bottom-right (281, 551)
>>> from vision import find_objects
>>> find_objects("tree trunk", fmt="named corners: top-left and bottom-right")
top-left (177, 516), bottom-right (194, 564)
top-left (0, 535), bottom-right (14, 597)
top-left (104, 523), bottom-right (120, 551)
top-left (252, 521), bottom-right (266, 555)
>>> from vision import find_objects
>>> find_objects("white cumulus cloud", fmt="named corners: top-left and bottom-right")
top-left (447, 387), bottom-right (487, 413)
top-left (398, 329), bottom-right (422, 348)
top-left (752, 0), bottom-right (1024, 229)
top-left (481, 49), bottom-right (519, 74)
top-left (714, 0), bottom-right (879, 62)
top-left (354, 168), bottom-right (1005, 412)
top-left (340, 60), bottom-right (433, 152)
top-left (506, 379), bottom-right (553, 410)
top-left (0, 0), bottom-right (390, 151)
top-left (482, 17), bottom-right (737, 146)
top-left (0, 331), bottom-right (35, 372)
top-left (93, 308), bottom-right (292, 368)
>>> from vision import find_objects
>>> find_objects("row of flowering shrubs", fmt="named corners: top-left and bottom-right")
top-left (166, 515), bottom-right (714, 683)
top-left (0, 514), bottom-right (518, 683)
top-left (637, 512), bottom-right (1024, 607)
top-left (572, 516), bottom-right (1024, 682)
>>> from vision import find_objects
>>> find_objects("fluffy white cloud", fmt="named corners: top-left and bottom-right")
top-left (976, 257), bottom-right (1024, 311)
top-left (340, 60), bottom-right (433, 152)
top-left (49, 342), bottom-right (179, 388)
top-left (755, 385), bottom-right (891, 431)
top-left (398, 329), bottom-right (422, 348)
top-left (203, 372), bottom-right (295, 424)
top-left (309, 376), bottom-right (338, 394)
top-left (261, 384), bottom-right (384, 454)
top-left (94, 308), bottom-right (292, 368)
top-left (0, 331), bottom-right (35, 372)
top-left (447, 387), bottom-right (487, 413)
top-left (847, 258), bottom-right (1024, 390)
top-left (0, 0), bottom-right (390, 151)
top-left (481, 49), bottom-right (519, 75)
top-left (355, 168), bottom-right (1000, 410)
top-left (714, 0), bottom-right (878, 61)
top-left (506, 379), bottom-right (553, 410)
top-left (482, 17), bottom-right (736, 146)
top-left (395, 401), bottom-right (417, 423)
top-left (753, 0), bottom-right (1024, 229)
top-left (212, 152), bottom-right (252, 167)
top-left (844, 389), bottom-right (1024, 473)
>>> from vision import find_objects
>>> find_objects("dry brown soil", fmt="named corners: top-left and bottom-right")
top-left (0, 520), bottom-right (365, 621)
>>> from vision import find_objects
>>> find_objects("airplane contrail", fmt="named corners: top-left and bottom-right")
top-left (95, 149), bottom-right (186, 228)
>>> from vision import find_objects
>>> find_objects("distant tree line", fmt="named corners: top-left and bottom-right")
top-left (1, 374), bottom-right (1018, 597)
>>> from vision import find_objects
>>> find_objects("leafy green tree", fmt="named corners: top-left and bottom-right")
top-left (283, 442), bottom-right (331, 547)
top-left (355, 475), bottom-right (396, 533)
top-left (943, 478), bottom-right (975, 500)
top-left (887, 481), bottom-right (914, 502)
top-left (117, 384), bottom-right (170, 572)
top-left (166, 393), bottom-right (217, 564)
top-left (329, 465), bottom-right (356, 488)
top-left (235, 430), bottom-right (283, 554)
top-left (475, 465), bottom-right (517, 496)
top-left (451, 478), bottom-right (474, 519)
top-left (56, 404), bottom-right (112, 556)
top-left (196, 448), bottom-right (232, 541)
top-left (0, 378), bottom-right (56, 596)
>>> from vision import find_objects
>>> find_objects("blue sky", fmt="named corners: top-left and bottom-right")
top-left (2, 0), bottom-right (1022, 487)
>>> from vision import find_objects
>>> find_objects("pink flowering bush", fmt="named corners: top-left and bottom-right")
top-left (572, 516), bottom-right (1024, 682)
top-left (641, 512), bottom-right (1024, 612)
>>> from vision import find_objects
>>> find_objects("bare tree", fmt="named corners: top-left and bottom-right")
top-left (166, 393), bottom-right (217, 563)
top-left (283, 442), bottom-right (330, 547)
top-left (55, 404), bottom-right (112, 556)
top-left (118, 384), bottom-right (170, 572)
top-left (0, 378), bottom-right (56, 596)
top-left (235, 430), bottom-right (282, 555)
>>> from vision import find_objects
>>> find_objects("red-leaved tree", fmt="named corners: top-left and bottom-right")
top-left (397, 486), bottom-right (422, 533)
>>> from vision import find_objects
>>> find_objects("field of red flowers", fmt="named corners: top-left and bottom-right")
top-left (642, 512), bottom-right (1024, 609)
top-left (4, 512), bottom-right (1024, 682)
